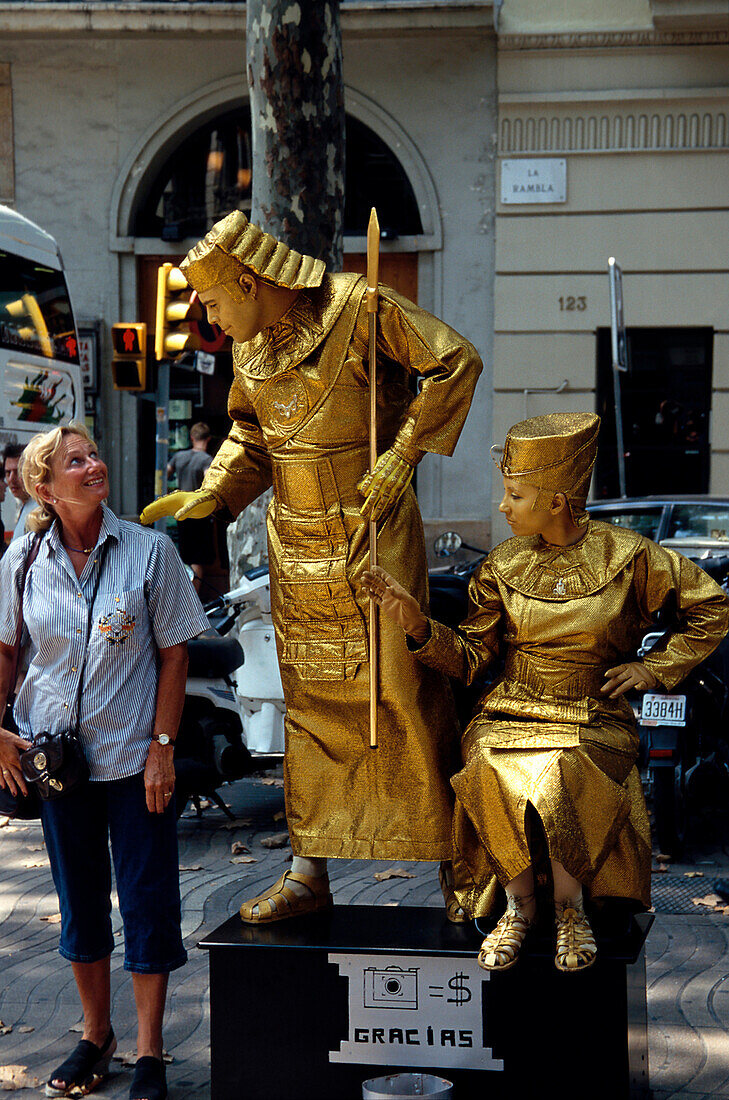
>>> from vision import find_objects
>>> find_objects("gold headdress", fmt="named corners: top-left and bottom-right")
top-left (495, 412), bottom-right (600, 527)
top-left (180, 211), bottom-right (325, 300)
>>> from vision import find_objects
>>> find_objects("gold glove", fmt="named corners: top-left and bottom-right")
top-left (601, 661), bottom-right (658, 699)
top-left (358, 448), bottom-right (415, 523)
top-left (139, 489), bottom-right (218, 526)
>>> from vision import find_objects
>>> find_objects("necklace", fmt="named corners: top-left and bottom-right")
top-left (64, 544), bottom-right (94, 555)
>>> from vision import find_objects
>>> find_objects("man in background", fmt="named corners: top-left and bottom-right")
top-left (3, 444), bottom-right (33, 542)
top-left (168, 423), bottom-right (227, 595)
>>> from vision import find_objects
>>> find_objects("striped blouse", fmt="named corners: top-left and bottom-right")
top-left (0, 505), bottom-right (209, 781)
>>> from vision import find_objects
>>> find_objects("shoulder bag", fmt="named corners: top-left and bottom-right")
top-left (19, 539), bottom-right (110, 802)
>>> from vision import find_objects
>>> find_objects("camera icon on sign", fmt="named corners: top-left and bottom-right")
top-left (363, 966), bottom-right (419, 1010)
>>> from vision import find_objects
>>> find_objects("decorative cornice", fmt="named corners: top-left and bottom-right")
top-left (500, 97), bottom-right (729, 154)
top-left (499, 29), bottom-right (729, 50)
top-left (0, 1), bottom-right (495, 37)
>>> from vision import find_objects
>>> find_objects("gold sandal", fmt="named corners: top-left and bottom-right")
top-left (555, 897), bottom-right (597, 972)
top-left (439, 861), bottom-right (468, 924)
top-left (477, 894), bottom-right (533, 972)
top-left (239, 870), bottom-right (333, 924)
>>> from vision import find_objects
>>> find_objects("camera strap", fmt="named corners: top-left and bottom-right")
top-left (70, 539), bottom-right (110, 736)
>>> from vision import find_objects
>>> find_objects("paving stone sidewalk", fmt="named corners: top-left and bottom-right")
top-left (1, 775), bottom-right (728, 1098)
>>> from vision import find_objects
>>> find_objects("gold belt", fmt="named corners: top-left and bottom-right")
top-left (503, 650), bottom-right (607, 701)
top-left (271, 445), bottom-right (391, 512)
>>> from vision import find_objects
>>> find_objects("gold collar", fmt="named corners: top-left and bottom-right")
top-left (489, 521), bottom-right (643, 600)
top-left (233, 273), bottom-right (364, 380)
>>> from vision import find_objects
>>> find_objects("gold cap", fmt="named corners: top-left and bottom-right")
top-left (180, 211), bottom-right (325, 300)
top-left (498, 412), bottom-right (600, 527)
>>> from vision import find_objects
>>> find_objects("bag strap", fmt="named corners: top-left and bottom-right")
top-left (70, 539), bottom-right (110, 735)
top-left (7, 533), bottom-right (44, 706)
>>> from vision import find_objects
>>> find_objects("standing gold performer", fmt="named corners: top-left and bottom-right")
top-left (363, 412), bottom-right (729, 972)
top-left (141, 212), bottom-right (483, 922)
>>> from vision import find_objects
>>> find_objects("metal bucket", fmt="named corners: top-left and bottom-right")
top-left (362, 1072), bottom-right (454, 1098)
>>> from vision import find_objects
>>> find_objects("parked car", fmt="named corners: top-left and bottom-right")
top-left (587, 496), bottom-right (729, 550)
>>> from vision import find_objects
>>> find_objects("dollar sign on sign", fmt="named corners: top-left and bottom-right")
top-left (447, 972), bottom-right (471, 1005)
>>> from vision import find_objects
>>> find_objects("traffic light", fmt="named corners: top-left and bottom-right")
top-left (155, 262), bottom-right (230, 362)
top-left (154, 263), bottom-right (202, 361)
top-left (111, 323), bottom-right (147, 391)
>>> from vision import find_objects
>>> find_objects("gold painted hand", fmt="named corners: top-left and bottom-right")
top-left (358, 448), bottom-right (415, 523)
top-left (601, 661), bottom-right (658, 699)
top-left (361, 566), bottom-right (430, 643)
top-left (139, 489), bottom-right (218, 526)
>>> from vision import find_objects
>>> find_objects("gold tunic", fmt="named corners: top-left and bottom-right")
top-left (201, 272), bottom-right (483, 859)
top-left (413, 521), bottom-right (729, 914)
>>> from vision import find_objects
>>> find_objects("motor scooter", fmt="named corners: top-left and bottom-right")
top-left (632, 548), bottom-right (729, 856)
top-left (174, 566), bottom-right (285, 817)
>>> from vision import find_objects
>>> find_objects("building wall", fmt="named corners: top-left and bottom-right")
top-left (0, 11), bottom-right (496, 550)
top-left (493, 0), bottom-right (729, 537)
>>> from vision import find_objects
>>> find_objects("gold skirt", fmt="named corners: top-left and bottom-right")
top-left (451, 720), bottom-right (651, 918)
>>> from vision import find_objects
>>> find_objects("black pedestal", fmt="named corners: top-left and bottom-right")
top-left (199, 905), bottom-right (652, 1100)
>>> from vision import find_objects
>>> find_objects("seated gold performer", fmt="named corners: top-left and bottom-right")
top-left (363, 412), bottom-right (729, 973)
top-left (142, 211), bottom-right (483, 923)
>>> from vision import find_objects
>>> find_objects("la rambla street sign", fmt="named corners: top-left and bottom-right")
top-left (501, 158), bottom-right (567, 204)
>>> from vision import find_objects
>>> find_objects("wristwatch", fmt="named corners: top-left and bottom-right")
top-left (152, 732), bottom-right (175, 747)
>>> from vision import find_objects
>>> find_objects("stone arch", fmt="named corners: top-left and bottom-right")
top-left (110, 75), bottom-right (441, 249)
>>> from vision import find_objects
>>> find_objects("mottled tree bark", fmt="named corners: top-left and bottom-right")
top-left (247, 0), bottom-right (345, 270)
top-left (230, 0), bottom-right (346, 581)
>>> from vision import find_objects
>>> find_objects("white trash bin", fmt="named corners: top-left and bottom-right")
top-left (362, 1072), bottom-right (454, 1098)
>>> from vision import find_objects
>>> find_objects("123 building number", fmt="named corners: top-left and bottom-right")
top-left (558, 296), bottom-right (587, 311)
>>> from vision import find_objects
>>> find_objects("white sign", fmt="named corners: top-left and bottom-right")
top-left (329, 952), bottom-right (503, 1072)
top-left (195, 350), bottom-right (216, 376)
top-left (501, 158), bottom-right (567, 204)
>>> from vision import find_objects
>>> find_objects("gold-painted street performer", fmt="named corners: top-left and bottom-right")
top-left (363, 412), bottom-right (729, 972)
top-left (141, 211), bottom-right (483, 922)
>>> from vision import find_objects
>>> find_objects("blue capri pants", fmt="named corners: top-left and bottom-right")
top-left (40, 772), bottom-right (187, 973)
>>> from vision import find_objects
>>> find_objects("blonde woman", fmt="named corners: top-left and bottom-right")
top-left (0, 423), bottom-right (207, 1100)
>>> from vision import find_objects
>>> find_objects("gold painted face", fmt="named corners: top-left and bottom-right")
top-left (198, 279), bottom-right (264, 344)
top-left (499, 475), bottom-right (553, 538)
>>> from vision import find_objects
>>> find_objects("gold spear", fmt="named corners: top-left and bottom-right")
top-left (367, 207), bottom-right (380, 749)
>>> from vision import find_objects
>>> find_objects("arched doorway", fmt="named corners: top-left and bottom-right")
top-left (111, 85), bottom-right (440, 513)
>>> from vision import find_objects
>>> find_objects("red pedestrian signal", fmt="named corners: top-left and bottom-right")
top-left (111, 322), bottom-right (147, 391)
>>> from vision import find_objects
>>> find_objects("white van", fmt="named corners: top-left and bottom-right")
top-left (0, 205), bottom-right (83, 535)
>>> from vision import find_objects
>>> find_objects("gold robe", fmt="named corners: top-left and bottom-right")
top-left (201, 272), bottom-right (483, 859)
top-left (413, 521), bottom-right (729, 914)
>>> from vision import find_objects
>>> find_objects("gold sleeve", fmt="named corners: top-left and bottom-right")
top-left (411, 560), bottom-right (501, 685)
top-left (636, 541), bottom-right (729, 690)
top-left (374, 287), bottom-right (483, 464)
top-left (200, 373), bottom-right (273, 517)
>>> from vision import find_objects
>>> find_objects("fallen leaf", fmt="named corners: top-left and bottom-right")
top-left (259, 777), bottom-right (284, 788)
top-left (684, 871), bottom-right (705, 878)
top-left (231, 841), bottom-right (250, 855)
top-left (230, 855), bottom-right (258, 864)
top-left (374, 867), bottom-right (415, 882)
top-left (692, 893), bottom-right (724, 908)
top-left (17, 1027), bottom-right (33, 1035)
top-left (0, 1024), bottom-right (12, 1037)
top-left (223, 818), bottom-right (252, 830)
top-left (68, 1024), bottom-right (83, 1033)
top-left (273, 810), bottom-right (286, 822)
top-left (24, 860), bottom-right (49, 869)
top-left (197, 799), bottom-right (212, 810)
top-left (0, 1064), bottom-right (40, 1089)
top-left (40, 913), bottom-right (61, 924)
top-left (261, 832), bottom-right (289, 849)
top-left (384, 901), bottom-right (400, 907)
top-left (26, 845), bottom-right (43, 852)
top-left (179, 865), bottom-right (202, 872)
top-left (0, 818), bottom-right (11, 828)
top-left (656, 853), bottom-right (672, 864)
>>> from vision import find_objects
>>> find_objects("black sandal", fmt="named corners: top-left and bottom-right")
top-left (129, 1056), bottom-right (167, 1100)
top-left (45, 1029), bottom-right (116, 1097)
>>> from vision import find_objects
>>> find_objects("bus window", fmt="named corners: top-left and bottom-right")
top-left (0, 250), bottom-right (79, 364)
